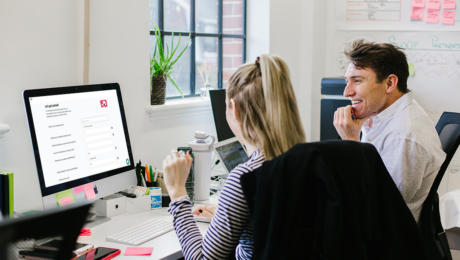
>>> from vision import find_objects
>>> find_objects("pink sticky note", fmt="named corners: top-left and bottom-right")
top-left (124, 247), bottom-right (153, 256)
top-left (85, 188), bottom-right (97, 199)
top-left (413, 0), bottom-right (425, 7)
top-left (411, 7), bottom-right (425, 20)
top-left (427, 0), bottom-right (441, 9)
top-left (60, 196), bottom-right (73, 206)
top-left (443, 0), bottom-right (456, 9)
top-left (83, 183), bottom-right (93, 191)
top-left (441, 10), bottom-right (456, 24)
top-left (73, 185), bottom-right (84, 194)
top-left (426, 9), bottom-right (440, 23)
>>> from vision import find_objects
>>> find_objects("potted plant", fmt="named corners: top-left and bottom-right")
top-left (150, 25), bottom-right (191, 105)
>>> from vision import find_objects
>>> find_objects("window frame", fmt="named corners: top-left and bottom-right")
top-left (150, 0), bottom-right (247, 99)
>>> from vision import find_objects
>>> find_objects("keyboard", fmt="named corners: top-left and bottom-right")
top-left (106, 218), bottom-right (174, 246)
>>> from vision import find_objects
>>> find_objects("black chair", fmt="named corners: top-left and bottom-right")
top-left (241, 141), bottom-right (428, 260)
top-left (0, 202), bottom-right (91, 260)
top-left (420, 112), bottom-right (460, 260)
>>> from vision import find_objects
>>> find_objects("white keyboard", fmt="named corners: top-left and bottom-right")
top-left (106, 218), bottom-right (174, 246)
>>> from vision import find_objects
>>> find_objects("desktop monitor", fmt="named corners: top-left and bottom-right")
top-left (209, 89), bottom-right (235, 142)
top-left (23, 83), bottom-right (137, 210)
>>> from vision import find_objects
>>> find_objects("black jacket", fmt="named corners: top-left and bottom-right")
top-left (240, 140), bottom-right (428, 260)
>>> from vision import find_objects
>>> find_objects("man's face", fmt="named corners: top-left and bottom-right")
top-left (343, 63), bottom-right (387, 119)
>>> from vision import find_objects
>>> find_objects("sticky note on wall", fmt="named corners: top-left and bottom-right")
top-left (426, 9), bottom-right (440, 23)
top-left (428, 0), bottom-right (441, 9)
top-left (443, 0), bottom-right (456, 9)
top-left (409, 63), bottom-right (415, 76)
top-left (411, 7), bottom-right (425, 20)
top-left (413, 0), bottom-right (426, 7)
top-left (441, 10), bottom-right (456, 25)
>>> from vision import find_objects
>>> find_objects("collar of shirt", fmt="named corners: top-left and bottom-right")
top-left (363, 91), bottom-right (413, 130)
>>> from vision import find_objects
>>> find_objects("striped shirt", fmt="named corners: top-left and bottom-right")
top-left (168, 150), bottom-right (265, 260)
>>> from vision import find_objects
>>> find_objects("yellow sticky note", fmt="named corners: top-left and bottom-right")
top-left (56, 189), bottom-right (75, 206)
top-left (408, 63), bottom-right (415, 76)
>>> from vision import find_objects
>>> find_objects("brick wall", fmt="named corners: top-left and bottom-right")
top-left (222, 0), bottom-right (244, 88)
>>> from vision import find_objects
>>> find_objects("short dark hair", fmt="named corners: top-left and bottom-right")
top-left (344, 39), bottom-right (409, 93)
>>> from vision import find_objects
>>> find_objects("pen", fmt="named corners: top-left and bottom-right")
top-left (145, 165), bottom-right (151, 182)
top-left (140, 171), bottom-right (147, 187)
top-left (154, 168), bottom-right (159, 183)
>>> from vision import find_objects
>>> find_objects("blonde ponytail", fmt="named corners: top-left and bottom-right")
top-left (227, 54), bottom-right (306, 160)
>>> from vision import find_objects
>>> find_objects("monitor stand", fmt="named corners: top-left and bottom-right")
top-left (84, 216), bottom-right (111, 228)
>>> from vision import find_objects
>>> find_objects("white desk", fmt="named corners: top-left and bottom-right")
top-left (77, 196), bottom-right (218, 259)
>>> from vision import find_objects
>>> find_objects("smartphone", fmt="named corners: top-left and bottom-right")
top-left (178, 147), bottom-right (194, 183)
top-left (35, 239), bottom-right (94, 255)
top-left (18, 248), bottom-right (76, 260)
top-left (73, 247), bottom-right (121, 260)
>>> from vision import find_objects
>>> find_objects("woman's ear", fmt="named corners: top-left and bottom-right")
top-left (230, 98), bottom-right (238, 122)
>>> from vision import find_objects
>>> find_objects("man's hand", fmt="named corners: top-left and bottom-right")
top-left (333, 105), bottom-right (375, 141)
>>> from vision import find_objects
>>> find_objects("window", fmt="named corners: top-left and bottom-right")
top-left (149, 0), bottom-right (246, 99)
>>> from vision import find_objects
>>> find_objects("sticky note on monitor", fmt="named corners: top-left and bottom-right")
top-left (428, 0), bottom-right (441, 9)
top-left (85, 188), bottom-right (97, 199)
top-left (441, 10), bottom-right (456, 25)
top-left (60, 197), bottom-right (73, 206)
top-left (413, 0), bottom-right (425, 8)
top-left (409, 63), bottom-right (415, 76)
top-left (426, 9), bottom-right (440, 23)
top-left (73, 185), bottom-right (84, 194)
top-left (443, 0), bottom-right (456, 9)
top-left (74, 192), bottom-right (86, 201)
top-left (56, 189), bottom-right (75, 206)
top-left (411, 7), bottom-right (425, 20)
top-left (84, 183), bottom-right (93, 191)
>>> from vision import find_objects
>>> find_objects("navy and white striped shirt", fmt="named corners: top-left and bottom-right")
top-left (168, 150), bottom-right (265, 260)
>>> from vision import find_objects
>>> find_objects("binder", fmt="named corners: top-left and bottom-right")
top-left (0, 169), bottom-right (13, 218)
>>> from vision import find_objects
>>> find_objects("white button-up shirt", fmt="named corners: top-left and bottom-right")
top-left (361, 92), bottom-right (446, 222)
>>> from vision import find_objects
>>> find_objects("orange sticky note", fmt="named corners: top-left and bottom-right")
top-left (413, 0), bottom-right (425, 7)
top-left (441, 10), bottom-right (456, 24)
top-left (426, 9), bottom-right (440, 23)
top-left (443, 0), bottom-right (456, 9)
top-left (411, 7), bottom-right (425, 20)
top-left (84, 183), bottom-right (93, 191)
top-left (73, 185), bottom-right (84, 194)
top-left (85, 188), bottom-right (97, 199)
top-left (60, 196), bottom-right (73, 206)
top-left (427, 0), bottom-right (441, 9)
top-left (124, 247), bottom-right (153, 256)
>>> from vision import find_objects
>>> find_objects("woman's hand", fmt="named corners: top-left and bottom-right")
top-left (193, 205), bottom-right (217, 220)
top-left (163, 149), bottom-right (193, 200)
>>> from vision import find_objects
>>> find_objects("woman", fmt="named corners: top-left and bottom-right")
top-left (163, 54), bottom-right (306, 259)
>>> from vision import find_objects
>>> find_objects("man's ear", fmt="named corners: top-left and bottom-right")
top-left (230, 98), bottom-right (238, 122)
top-left (386, 74), bottom-right (399, 94)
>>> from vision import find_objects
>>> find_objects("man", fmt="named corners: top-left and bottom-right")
top-left (334, 40), bottom-right (446, 223)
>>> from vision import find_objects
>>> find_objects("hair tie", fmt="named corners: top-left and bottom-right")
top-left (255, 57), bottom-right (261, 69)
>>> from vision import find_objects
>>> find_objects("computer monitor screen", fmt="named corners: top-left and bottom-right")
top-left (209, 89), bottom-right (235, 142)
top-left (23, 83), bottom-right (136, 209)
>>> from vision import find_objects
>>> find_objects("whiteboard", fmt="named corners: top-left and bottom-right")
top-left (335, 0), bottom-right (460, 31)
top-left (329, 31), bottom-right (460, 124)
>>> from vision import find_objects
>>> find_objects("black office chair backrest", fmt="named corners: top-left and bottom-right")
top-left (420, 112), bottom-right (460, 260)
top-left (241, 141), bottom-right (428, 260)
top-left (0, 202), bottom-right (91, 260)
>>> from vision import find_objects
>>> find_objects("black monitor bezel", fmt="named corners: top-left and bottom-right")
top-left (23, 83), bottom-right (135, 197)
top-left (209, 89), bottom-right (235, 142)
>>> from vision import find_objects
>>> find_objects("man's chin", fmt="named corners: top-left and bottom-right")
top-left (354, 111), bottom-right (375, 120)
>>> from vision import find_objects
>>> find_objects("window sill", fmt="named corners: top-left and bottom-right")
top-left (145, 97), bottom-right (212, 121)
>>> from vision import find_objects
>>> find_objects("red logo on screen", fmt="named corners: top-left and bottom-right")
top-left (100, 100), bottom-right (108, 107)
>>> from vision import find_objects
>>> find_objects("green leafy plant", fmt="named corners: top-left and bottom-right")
top-left (150, 24), bottom-right (191, 98)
